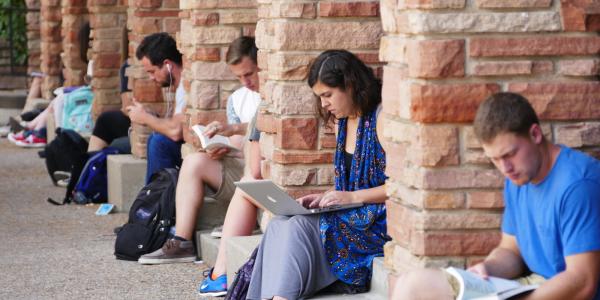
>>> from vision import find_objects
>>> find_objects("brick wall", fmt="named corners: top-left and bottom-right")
top-left (87, 0), bottom-right (127, 118)
top-left (26, 0), bottom-right (41, 75)
top-left (127, 0), bottom-right (180, 158)
top-left (40, 0), bottom-right (62, 99)
top-left (380, 0), bottom-right (600, 293)
top-left (178, 0), bottom-right (258, 155)
top-left (255, 0), bottom-right (382, 197)
top-left (60, 0), bottom-right (88, 87)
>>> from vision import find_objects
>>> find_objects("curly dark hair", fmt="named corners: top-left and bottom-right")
top-left (135, 32), bottom-right (182, 67)
top-left (307, 50), bottom-right (381, 124)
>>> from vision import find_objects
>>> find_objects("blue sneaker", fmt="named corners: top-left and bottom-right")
top-left (198, 268), bottom-right (227, 296)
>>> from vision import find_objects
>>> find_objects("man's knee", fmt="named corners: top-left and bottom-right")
top-left (393, 269), bottom-right (454, 300)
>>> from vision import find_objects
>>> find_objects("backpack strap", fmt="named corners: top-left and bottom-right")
top-left (158, 168), bottom-right (179, 227)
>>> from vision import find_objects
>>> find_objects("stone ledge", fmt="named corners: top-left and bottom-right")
top-left (107, 154), bottom-right (147, 212)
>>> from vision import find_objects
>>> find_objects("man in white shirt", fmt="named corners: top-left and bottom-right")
top-left (127, 32), bottom-right (186, 183)
top-left (138, 37), bottom-right (262, 266)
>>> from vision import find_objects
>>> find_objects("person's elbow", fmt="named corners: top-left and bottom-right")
top-left (165, 124), bottom-right (183, 142)
top-left (576, 280), bottom-right (598, 300)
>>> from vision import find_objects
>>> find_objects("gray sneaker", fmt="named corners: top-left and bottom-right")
top-left (138, 239), bottom-right (196, 264)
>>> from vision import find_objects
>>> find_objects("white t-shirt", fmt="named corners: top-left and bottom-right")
top-left (226, 87), bottom-right (261, 124)
top-left (175, 80), bottom-right (185, 114)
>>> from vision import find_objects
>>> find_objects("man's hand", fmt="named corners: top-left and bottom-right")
top-left (204, 121), bottom-right (231, 138)
top-left (206, 146), bottom-right (230, 160)
top-left (467, 262), bottom-right (490, 280)
top-left (126, 100), bottom-right (148, 125)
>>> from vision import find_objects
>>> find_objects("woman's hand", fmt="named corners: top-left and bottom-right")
top-left (316, 191), bottom-right (357, 208)
top-left (296, 193), bottom-right (324, 208)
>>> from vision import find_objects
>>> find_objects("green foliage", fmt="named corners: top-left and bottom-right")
top-left (0, 0), bottom-right (28, 66)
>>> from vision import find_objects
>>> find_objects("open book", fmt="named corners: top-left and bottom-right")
top-left (191, 124), bottom-right (239, 154)
top-left (446, 267), bottom-right (538, 300)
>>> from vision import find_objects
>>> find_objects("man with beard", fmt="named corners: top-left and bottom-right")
top-left (127, 32), bottom-right (186, 182)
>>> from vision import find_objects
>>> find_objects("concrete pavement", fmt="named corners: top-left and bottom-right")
top-left (0, 138), bottom-right (216, 299)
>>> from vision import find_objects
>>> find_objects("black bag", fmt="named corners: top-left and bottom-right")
top-left (225, 247), bottom-right (259, 300)
top-left (114, 168), bottom-right (179, 261)
top-left (44, 128), bottom-right (88, 184)
top-left (44, 128), bottom-right (89, 205)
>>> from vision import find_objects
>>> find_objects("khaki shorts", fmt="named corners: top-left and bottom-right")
top-left (445, 269), bottom-right (546, 299)
top-left (204, 156), bottom-right (244, 203)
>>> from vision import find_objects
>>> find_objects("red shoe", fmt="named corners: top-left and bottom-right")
top-left (16, 134), bottom-right (46, 148)
top-left (7, 131), bottom-right (31, 144)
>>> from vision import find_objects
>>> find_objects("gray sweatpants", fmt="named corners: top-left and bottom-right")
top-left (247, 215), bottom-right (338, 300)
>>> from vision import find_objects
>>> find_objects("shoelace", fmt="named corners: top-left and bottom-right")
top-left (164, 239), bottom-right (178, 250)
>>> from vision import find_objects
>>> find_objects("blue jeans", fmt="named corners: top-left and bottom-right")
top-left (145, 132), bottom-right (182, 183)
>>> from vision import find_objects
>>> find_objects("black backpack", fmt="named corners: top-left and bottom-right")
top-left (225, 247), bottom-right (259, 300)
top-left (44, 128), bottom-right (90, 205)
top-left (44, 128), bottom-right (88, 184)
top-left (114, 168), bottom-right (179, 261)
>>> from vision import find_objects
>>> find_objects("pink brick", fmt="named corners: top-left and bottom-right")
top-left (470, 36), bottom-right (600, 57)
top-left (559, 59), bottom-right (600, 76)
top-left (476, 0), bottom-right (551, 8)
top-left (319, 1), bottom-right (380, 17)
top-left (407, 39), bottom-right (465, 79)
top-left (508, 82), bottom-right (600, 120)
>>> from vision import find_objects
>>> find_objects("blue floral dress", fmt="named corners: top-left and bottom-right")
top-left (319, 109), bottom-right (389, 286)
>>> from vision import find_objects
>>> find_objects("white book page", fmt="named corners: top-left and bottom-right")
top-left (446, 268), bottom-right (525, 300)
top-left (446, 267), bottom-right (497, 299)
top-left (191, 125), bottom-right (232, 149)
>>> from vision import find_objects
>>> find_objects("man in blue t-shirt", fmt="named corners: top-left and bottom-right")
top-left (394, 92), bottom-right (600, 300)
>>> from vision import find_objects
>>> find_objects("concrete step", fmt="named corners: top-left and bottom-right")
top-left (107, 154), bottom-right (147, 212)
top-left (200, 230), bottom-right (388, 299)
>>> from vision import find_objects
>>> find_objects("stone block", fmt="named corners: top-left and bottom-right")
top-left (508, 82), bottom-right (600, 121)
top-left (399, 0), bottom-right (465, 9)
top-left (559, 59), bottom-right (600, 76)
top-left (107, 154), bottom-right (147, 212)
top-left (470, 36), bottom-right (600, 57)
top-left (275, 117), bottom-right (318, 150)
top-left (270, 21), bottom-right (382, 51)
top-left (409, 83), bottom-right (500, 123)
top-left (225, 235), bottom-right (263, 286)
top-left (476, 0), bottom-right (551, 8)
top-left (407, 39), bottom-right (465, 79)
top-left (401, 11), bottom-right (560, 34)
top-left (197, 231), bottom-right (218, 266)
top-left (319, 1), bottom-right (380, 17)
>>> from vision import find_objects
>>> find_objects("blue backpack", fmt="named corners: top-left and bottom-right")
top-left (61, 86), bottom-right (94, 135)
top-left (72, 147), bottom-right (120, 204)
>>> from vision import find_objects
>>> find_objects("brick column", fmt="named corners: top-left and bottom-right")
top-left (26, 0), bottom-right (41, 75)
top-left (255, 0), bottom-right (382, 196)
top-left (60, 0), bottom-right (88, 87)
top-left (87, 0), bottom-right (127, 117)
top-left (178, 0), bottom-right (258, 154)
top-left (39, 0), bottom-right (62, 99)
top-left (380, 0), bottom-right (600, 293)
top-left (127, 0), bottom-right (180, 158)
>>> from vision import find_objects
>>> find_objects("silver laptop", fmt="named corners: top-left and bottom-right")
top-left (234, 180), bottom-right (363, 216)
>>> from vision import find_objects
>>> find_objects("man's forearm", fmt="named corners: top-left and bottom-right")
top-left (483, 247), bottom-right (527, 279)
top-left (523, 270), bottom-right (596, 300)
top-left (143, 114), bottom-right (183, 141)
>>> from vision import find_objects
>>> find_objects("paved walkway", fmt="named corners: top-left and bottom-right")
top-left (0, 139), bottom-right (215, 299)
